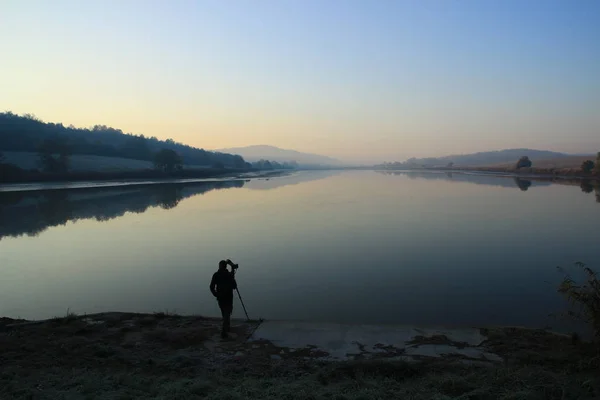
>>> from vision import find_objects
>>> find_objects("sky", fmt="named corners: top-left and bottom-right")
top-left (1, 0), bottom-right (599, 163)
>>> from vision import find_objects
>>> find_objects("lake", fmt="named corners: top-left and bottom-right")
top-left (1, 170), bottom-right (598, 332)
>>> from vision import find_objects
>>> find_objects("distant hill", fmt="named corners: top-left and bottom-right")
top-left (403, 149), bottom-right (576, 167)
top-left (217, 145), bottom-right (341, 166)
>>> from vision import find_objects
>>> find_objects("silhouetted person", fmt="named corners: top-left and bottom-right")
top-left (210, 260), bottom-right (237, 338)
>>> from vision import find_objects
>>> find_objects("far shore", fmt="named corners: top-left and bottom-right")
top-left (378, 166), bottom-right (599, 179)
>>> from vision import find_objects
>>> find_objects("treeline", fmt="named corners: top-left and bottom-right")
top-left (250, 159), bottom-right (298, 170)
top-left (0, 112), bottom-right (301, 183)
top-left (379, 153), bottom-right (600, 177)
top-left (0, 112), bottom-right (246, 168)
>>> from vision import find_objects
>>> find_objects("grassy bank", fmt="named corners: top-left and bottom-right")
top-left (1, 312), bottom-right (598, 399)
top-left (0, 167), bottom-right (250, 184)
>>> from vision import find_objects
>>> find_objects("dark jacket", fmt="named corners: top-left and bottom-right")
top-left (210, 269), bottom-right (237, 301)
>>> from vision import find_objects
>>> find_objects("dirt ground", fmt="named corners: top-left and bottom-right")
top-left (1, 313), bottom-right (599, 399)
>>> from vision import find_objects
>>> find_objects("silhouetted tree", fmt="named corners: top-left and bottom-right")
top-left (516, 156), bottom-right (532, 169)
top-left (212, 161), bottom-right (225, 169)
top-left (514, 178), bottom-right (532, 191)
top-left (580, 180), bottom-right (594, 193)
top-left (153, 149), bottom-right (183, 173)
top-left (582, 160), bottom-right (595, 174)
top-left (595, 152), bottom-right (600, 175)
top-left (37, 137), bottom-right (70, 173)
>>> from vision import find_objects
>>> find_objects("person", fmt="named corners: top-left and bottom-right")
top-left (209, 259), bottom-right (238, 338)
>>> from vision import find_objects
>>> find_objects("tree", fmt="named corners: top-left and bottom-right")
top-left (153, 149), bottom-right (183, 173)
top-left (595, 152), bottom-right (600, 175)
top-left (581, 160), bottom-right (595, 173)
top-left (37, 137), bottom-right (70, 173)
top-left (516, 156), bottom-right (532, 169)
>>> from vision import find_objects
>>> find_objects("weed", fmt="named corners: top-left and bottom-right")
top-left (558, 262), bottom-right (600, 339)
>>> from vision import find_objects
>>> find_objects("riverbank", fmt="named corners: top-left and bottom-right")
top-left (0, 166), bottom-right (292, 186)
top-left (379, 166), bottom-right (600, 182)
top-left (0, 169), bottom-right (290, 193)
top-left (1, 312), bottom-right (598, 399)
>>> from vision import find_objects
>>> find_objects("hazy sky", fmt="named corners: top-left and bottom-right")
top-left (2, 0), bottom-right (599, 163)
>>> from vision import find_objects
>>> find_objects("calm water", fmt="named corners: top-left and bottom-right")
top-left (1, 171), bottom-right (599, 331)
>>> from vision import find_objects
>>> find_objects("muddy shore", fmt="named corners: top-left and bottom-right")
top-left (1, 312), bottom-right (598, 399)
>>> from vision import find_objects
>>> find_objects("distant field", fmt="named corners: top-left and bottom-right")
top-left (484, 155), bottom-right (595, 169)
top-left (2, 152), bottom-right (209, 172)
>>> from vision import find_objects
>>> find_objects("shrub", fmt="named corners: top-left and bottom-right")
top-left (558, 262), bottom-right (600, 339)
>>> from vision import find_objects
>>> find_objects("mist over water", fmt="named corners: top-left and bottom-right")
top-left (1, 171), bottom-right (598, 332)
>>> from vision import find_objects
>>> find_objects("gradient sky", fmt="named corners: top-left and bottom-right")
top-left (1, 0), bottom-right (599, 163)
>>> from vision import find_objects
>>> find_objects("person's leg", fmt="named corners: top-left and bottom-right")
top-left (218, 300), bottom-right (228, 338)
top-left (223, 301), bottom-right (232, 333)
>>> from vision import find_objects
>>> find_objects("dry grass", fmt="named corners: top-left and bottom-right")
top-left (1, 313), bottom-right (599, 399)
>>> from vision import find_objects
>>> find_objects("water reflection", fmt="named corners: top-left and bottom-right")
top-left (580, 180), bottom-right (594, 194)
top-left (377, 170), bottom-right (551, 189)
top-left (377, 170), bottom-right (600, 201)
top-left (514, 178), bottom-right (532, 191)
top-left (0, 180), bottom-right (245, 240)
top-left (0, 171), bottom-right (339, 240)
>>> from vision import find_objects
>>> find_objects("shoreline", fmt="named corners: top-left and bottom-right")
top-left (376, 167), bottom-right (600, 181)
top-left (1, 311), bottom-right (597, 399)
top-left (0, 169), bottom-right (291, 193)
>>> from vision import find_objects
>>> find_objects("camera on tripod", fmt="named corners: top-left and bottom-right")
top-left (226, 259), bottom-right (239, 270)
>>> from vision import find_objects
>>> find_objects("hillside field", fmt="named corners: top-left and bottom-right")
top-left (2, 152), bottom-right (210, 172)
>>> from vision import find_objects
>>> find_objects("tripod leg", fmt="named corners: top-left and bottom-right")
top-left (236, 288), bottom-right (250, 321)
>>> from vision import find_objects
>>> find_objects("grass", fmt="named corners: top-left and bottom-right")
top-left (1, 312), bottom-right (599, 399)
top-left (2, 265), bottom-right (600, 399)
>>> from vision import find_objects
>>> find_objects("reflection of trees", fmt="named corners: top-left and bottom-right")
top-left (580, 180), bottom-right (594, 194)
top-left (375, 170), bottom-right (548, 189)
top-left (155, 185), bottom-right (184, 210)
top-left (514, 178), bottom-right (532, 191)
top-left (38, 191), bottom-right (73, 227)
top-left (0, 180), bottom-right (246, 239)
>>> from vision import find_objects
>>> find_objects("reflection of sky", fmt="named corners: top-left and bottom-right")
top-left (0, 171), bottom-right (598, 335)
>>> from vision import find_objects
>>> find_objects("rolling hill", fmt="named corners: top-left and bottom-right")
top-left (217, 145), bottom-right (341, 166)
top-left (403, 149), bottom-right (579, 167)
